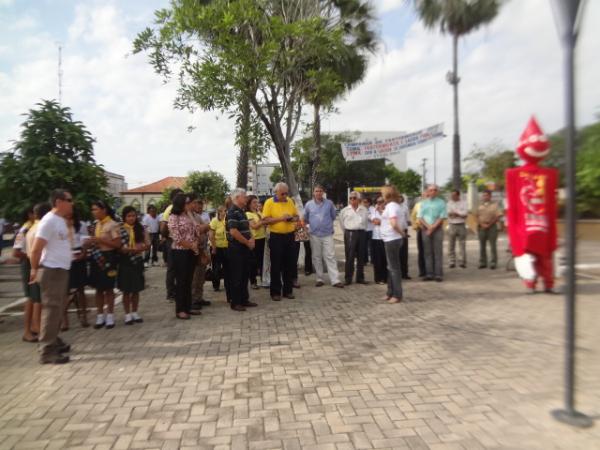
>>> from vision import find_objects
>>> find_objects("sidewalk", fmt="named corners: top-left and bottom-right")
top-left (0, 246), bottom-right (598, 449)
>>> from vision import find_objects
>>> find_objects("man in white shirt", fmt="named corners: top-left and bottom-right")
top-left (142, 205), bottom-right (160, 266)
top-left (446, 190), bottom-right (468, 268)
top-left (339, 191), bottom-right (369, 285)
top-left (398, 195), bottom-right (411, 279)
top-left (29, 189), bottom-right (74, 364)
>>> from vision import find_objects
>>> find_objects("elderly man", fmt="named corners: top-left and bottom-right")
top-left (477, 190), bottom-right (502, 270)
top-left (418, 184), bottom-right (447, 282)
top-left (28, 189), bottom-right (74, 364)
top-left (226, 188), bottom-right (257, 311)
top-left (446, 190), bottom-right (468, 269)
top-left (304, 185), bottom-right (344, 288)
top-left (339, 191), bottom-right (369, 285)
top-left (262, 182), bottom-right (299, 301)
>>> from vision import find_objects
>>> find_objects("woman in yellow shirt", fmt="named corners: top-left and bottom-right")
top-left (209, 206), bottom-right (230, 301)
top-left (246, 195), bottom-right (266, 289)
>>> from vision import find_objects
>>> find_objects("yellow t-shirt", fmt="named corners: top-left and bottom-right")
top-left (411, 202), bottom-right (421, 231)
top-left (262, 197), bottom-right (298, 234)
top-left (161, 204), bottom-right (173, 222)
top-left (246, 211), bottom-right (266, 240)
top-left (209, 217), bottom-right (228, 248)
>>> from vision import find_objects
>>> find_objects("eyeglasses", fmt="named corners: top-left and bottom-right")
top-left (349, 197), bottom-right (358, 200)
top-left (280, 192), bottom-right (288, 196)
top-left (61, 197), bottom-right (73, 203)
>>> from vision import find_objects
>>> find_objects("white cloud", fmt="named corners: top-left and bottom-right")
top-left (326, 0), bottom-right (600, 185)
top-left (0, 0), bottom-right (598, 191)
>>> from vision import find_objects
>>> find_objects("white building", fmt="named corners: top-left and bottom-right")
top-left (121, 176), bottom-right (187, 213)
top-left (104, 171), bottom-right (127, 198)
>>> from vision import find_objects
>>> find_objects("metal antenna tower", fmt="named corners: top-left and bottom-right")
top-left (57, 44), bottom-right (63, 103)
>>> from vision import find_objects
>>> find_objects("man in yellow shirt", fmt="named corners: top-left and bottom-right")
top-left (262, 182), bottom-right (299, 301)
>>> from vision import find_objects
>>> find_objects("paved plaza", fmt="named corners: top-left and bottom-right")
top-left (0, 242), bottom-right (599, 450)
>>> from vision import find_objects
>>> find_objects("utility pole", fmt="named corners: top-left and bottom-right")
top-left (57, 44), bottom-right (63, 104)
top-left (421, 158), bottom-right (428, 191)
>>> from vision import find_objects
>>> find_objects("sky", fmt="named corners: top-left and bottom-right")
top-left (1, 0), bottom-right (599, 190)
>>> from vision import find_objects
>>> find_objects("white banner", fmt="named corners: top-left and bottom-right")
top-left (341, 123), bottom-right (445, 161)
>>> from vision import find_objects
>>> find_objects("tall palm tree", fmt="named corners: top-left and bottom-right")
top-left (414, 0), bottom-right (501, 190)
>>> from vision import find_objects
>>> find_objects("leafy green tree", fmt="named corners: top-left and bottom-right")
top-left (464, 141), bottom-right (516, 189)
top-left (290, 134), bottom-right (387, 203)
top-left (545, 119), bottom-right (600, 217)
top-left (0, 100), bottom-right (109, 221)
top-left (414, 0), bottom-right (501, 190)
top-left (133, 0), bottom-right (365, 205)
top-left (184, 170), bottom-right (230, 208)
top-left (385, 167), bottom-right (422, 197)
top-left (304, 0), bottom-right (377, 189)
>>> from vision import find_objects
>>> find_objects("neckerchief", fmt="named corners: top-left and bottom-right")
top-left (123, 223), bottom-right (136, 248)
top-left (95, 216), bottom-right (112, 238)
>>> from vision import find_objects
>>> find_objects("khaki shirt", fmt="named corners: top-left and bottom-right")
top-left (477, 201), bottom-right (501, 226)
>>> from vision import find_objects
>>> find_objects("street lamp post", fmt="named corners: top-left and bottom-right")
top-left (550, 0), bottom-right (593, 429)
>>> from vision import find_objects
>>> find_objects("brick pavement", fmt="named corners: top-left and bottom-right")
top-left (0, 246), bottom-right (599, 450)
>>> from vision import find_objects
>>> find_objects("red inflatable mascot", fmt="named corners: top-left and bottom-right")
top-left (505, 117), bottom-right (558, 293)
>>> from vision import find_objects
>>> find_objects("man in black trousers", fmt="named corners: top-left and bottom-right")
top-left (339, 191), bottom-right (369, 285)
top-left (226, 188), bottom-right (258, 312)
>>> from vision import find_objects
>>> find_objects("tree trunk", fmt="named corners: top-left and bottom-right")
top-left (310, 102), bottom-right (321, 192)
top-left (452, 33), bottom-right (462, 191)
top-left (236, 98), bottom-right (250, 189)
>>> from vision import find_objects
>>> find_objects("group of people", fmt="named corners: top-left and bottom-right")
top-left (13, 190), bottom-right (149, 364)
top-left (12, 181), bottom-right (503, 364)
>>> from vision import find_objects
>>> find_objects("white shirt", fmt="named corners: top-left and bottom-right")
top-left (72, 224), bottom-right (89, 249)
top-left (142, 214), bottom-right (160, 233)
top-left (366, 206), bottom-right (375, 232)
top-left (370, 209), bottom-right (383, 240)
top-left (13, 224), bottom-right (29, 252)
top-left (36, 211), bottom-right (72, 270)
top-left (447, 199), bottom-right (468, 224)
top-left (339, 205), bottom-right (368, 231)
top-left (380, 202), bottom-right (407, 242)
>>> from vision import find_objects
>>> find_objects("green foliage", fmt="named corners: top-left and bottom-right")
top-left (414, 0), bottom-right (501, 37)
top-left (133, 0), bottom-right (375, 199)
top-left (385, 167), bottom-right (422, 197)
top-left (290, 134), bottom-right (387, 203)
top-left (270, 166), bottom-right (283, 185)
top-left (545, 120), bottom-right (600, 217)
top-left (464, 141), bottom-right (516, 189)
top-left (184, 170), bottom-right (230, 208)
top-left (0, 100), bottom-right (109, 221)
top-left (156, 188), bottom-right (176, 212)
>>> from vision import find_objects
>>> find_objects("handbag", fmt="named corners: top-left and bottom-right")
top-left (294, 225), bottom-right (310, 242)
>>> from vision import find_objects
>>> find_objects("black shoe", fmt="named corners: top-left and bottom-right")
top-left (435, 277), bottom-right (443, 282)
top-left (315, 281), bottom-right (324, 287)
top-left (478, 264), bottom-right (487, 269)
top-left (460, 264), bottom-right (466, 268)
top-left (423, 276), bottom-right (434, 281)
top-left (191, 301), bottom-right (203, 310)
top-left (243, 301), bottom-right (258, 307)
top-left (134, 317), bottom-right (144, 323)
top-left (105, 323), bottom-right (115, 329)
top-left (402, 275), bottom-right (412, 280)
top-left (40, 354), bottom-right (70, 364)
top-left (200, 300), bottom-right (212, 306)
top-left (356, 280), bottom-right (369, 285)
top-left (271, 295), bottom-right (281, 302)
top-left (231, 305), bottom-right (246, 312)
top-left (449, 264), bottom-right (456, 269)
top-left (125, 319), bottom-right (134, 326)
top-left (490, 264), bottom-right (496, 270)
top-left (333, 283), bottom-right (345, 288)
top-left (283, 294), bottom-right (295, 299)
top-left (93, 322), bottom-right (105, 330)
top-left (189, 310), bottom-right (202, 316)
